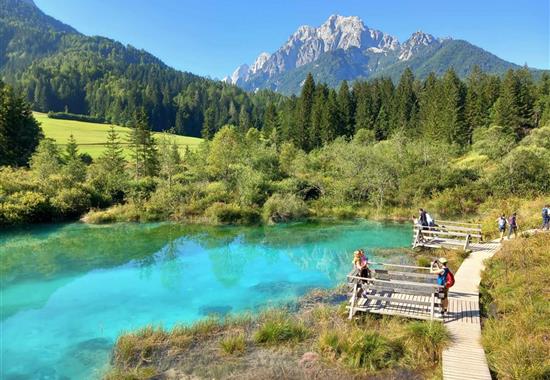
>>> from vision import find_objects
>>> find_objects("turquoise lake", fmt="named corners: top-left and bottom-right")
top-left (0, 220), bottom-right (411, 379)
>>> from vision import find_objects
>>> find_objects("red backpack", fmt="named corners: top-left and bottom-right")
top-left (445, 270), bottom-right (455, 288)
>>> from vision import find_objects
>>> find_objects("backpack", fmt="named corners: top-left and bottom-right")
top-left (543, 208), bottom-right (549, 218)
top-left (445, 270), bottom-right (455, 288)
top-left (498, 217), bottom-right (506, 228)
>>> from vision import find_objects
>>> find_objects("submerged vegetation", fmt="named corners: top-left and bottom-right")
top-left (106, 290), bottom-right (450, 379)
top-left (480, 233), bottom-right (550, 380)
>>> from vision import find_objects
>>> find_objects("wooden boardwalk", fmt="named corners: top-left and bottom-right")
top-left (442, 241), bottom-right (501, 380)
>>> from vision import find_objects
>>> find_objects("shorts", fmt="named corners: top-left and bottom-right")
top-left (439, 288), bottom-right (448, 300)
top-left (498, 226), bottom-right (506, 232)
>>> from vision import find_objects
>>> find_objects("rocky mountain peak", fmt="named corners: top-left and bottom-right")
top-left (399, 30), bottom-right (441, 61)
top-left (227, 14), bottom-right (399, 85)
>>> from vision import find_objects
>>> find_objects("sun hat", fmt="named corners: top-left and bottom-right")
top-left (439, 257), bottom-right (448, 264)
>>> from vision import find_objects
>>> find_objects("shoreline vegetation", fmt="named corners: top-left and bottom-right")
top-left (105, 289), bottom-right (449, 380)
top-left (104, 248), bottom-right (468, 380)
top-left (480, 233), bottom-right (550, 379)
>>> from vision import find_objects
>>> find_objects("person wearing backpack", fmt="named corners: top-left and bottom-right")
top-left (541, 205), bottom-right (550, 231)
top-left (496, 214), bottom-right (507, 242)
top-left (507, 213), bottom-right (519, 239)
top-left (431, 257), bottom-right (454, 315)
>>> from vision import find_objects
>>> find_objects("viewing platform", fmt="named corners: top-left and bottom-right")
top-left (412, 220), bottom-right (483, 251)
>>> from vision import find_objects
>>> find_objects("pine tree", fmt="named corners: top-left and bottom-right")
top-left (296, 73), bottom-right (315, 150)
top-left (440, 68), bottom-right (467, 146)
top-left (128, 109), bottom-right (158, 179)
top-left (492, 69), bottom-right (520, 132)
top-left (0, 81), bottom-right (43, 167)
top-left (321, 89), bottom-right (339, 143)
top-left (394, 68), bottom-right (418, 134)
top-left (337, 80), bottom-right (354, 137)
top-left (238, 105), bottom-right (251, 133)
top-left (201, 107), bottom-right (216, 139)
top-left (65, 134), bottom-right (79, 161)
top-left (262, 103), bottom-right (278, 137)
top-left (310, 84), bottom-right (328, 149)
top-left (419, 73), bottom-right (441, 141)
top-left (353, 82), bottom-right (373, 134)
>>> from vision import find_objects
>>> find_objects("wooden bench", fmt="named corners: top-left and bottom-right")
top-left (347, 265), bottom-right (445, 321)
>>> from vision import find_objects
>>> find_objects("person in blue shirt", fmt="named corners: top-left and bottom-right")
top-left (541, 205), bottom-right (549, 231)
top-left (431, 257), bottom-right (450, 315)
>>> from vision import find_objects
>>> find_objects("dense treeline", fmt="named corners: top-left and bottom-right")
top-left (1, 0), bottom-right (282, 137)
top-left (274, 67), bottom-right (550, 151)
top-left (1, 86), bottom-right (548, 226)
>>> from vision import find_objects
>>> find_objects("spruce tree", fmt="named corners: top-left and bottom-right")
top-left (239, 105), bottom-right (251, 133)
top-left (129, 109), bottom-right (158, 179)
top-left (492, 70), bottom-right (520, 132)
top-left (440, 68), bottom-right (467, 146)
top-left (201, 107), bottom-right (216, 139)
top-left (0, 81), bottom-right (43, 167)
top-left (262, 103), bottom-right (278, 137)
top-left (321, 89), bottom-right (339, 143)
top-left (65, 134), bottom-right (79, 161)
top-left (337, 80), bottom-right (354, 137)
top-left (394, 68), bottom-right (418, 134)
top-left (296, 73), bottom-right (315, 150)
top-left (310, 84), bottom-right (328, 149)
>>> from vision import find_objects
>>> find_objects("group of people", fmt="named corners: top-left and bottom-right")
top-left (414, 208), bottom-right (435, 228)
top-left (496, 212), bottom-right (519, 242)
top-left (352, 250), bottom-right (452, 316)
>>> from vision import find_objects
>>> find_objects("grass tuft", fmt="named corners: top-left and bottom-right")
top-left (254, 311), bottom-right (309, 345)
top-left (220, 333), bottom-right (246, 355)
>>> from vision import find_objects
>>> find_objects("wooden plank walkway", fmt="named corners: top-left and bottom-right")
top-left (442, 241), bottom-right (501, 380)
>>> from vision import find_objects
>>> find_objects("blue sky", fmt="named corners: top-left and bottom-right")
top-left (35, 0), bottom-right (549, 79)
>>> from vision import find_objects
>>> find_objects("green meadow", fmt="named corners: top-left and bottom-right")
top-left (33, 112), bottom-right (202, 158)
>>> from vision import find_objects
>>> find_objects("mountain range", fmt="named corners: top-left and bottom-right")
top-left (226, 14), bottom-right (542, 94)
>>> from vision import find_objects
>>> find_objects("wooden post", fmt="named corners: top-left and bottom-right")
top-left (348, 283), bottom-right (358, 320)
top-left (412, 229), bottom-right (420, 248)
top-left (430, 292), bottom-right (435, 320)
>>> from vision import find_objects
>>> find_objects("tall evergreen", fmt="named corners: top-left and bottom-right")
top-left (310, 84), bottom-right (328, 148)
top-left (0, 81), bottom-right (43, 167)
top-left (128, 109), bottom-right (159, 179)
top-left (321, 89), bottom-right (339, 144)
top-left (337, 80), bottom-right (354, 137)
top-left (353, 82), bottom-right (373, 134)
top-left (201, 107), bottom-right (216, 139)
top-left (394, 68), bottom-right (418, 134)
top-left (440, 69), bottom-right (467, 146)
top-left (492, 70), bottom-right (521, 132)
top-left (296, 73), bottom-right (316, 150)
top-left (262, 103), bottom-right (279, 137)
top-left (238, 105), bottom-right (252, 133)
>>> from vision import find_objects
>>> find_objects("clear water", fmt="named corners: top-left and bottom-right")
top-left (0, 220), bottom-right (411, 379)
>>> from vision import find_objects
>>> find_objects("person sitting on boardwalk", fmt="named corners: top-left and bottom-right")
top-left (508, 213), bottom-right (519, 239)
top-left (541, 205), bottom-right (550, 231)
top-left (497, 214), bottom-right (507, 242)
top-left (426, 212), bottom-right (435, 227)
top-left (353, 249), bottom-right (370, 281)
top-left (430, 257), bottom-right (450, 315)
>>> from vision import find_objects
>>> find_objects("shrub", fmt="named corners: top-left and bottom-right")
top-left (220, 333), bottom-right (246, 355)
top-left (403, 321), bottom-right (450, 365)
top-left (254, 313), bottom-right (309, 345)
top-left (472, 125), bottom-right (517, 160)
top-left (318, 329), bottom-right (403, 371)
top-left (205, 202), bottom-right (260, 225)
top-left (47, 111), bottom-right (106, 124)
top-left (262, 193), bottom-right (308, 223)
top-left (0, 190), bottom-right (49, 224)
top-left (50, 187), bottom-right (91, 217)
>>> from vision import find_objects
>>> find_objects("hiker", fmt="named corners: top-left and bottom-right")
top-left (419, 208), bottom-right (428, 228)
top-left (430, 257), bottom-right (452, 315)
top-left (507, 213), bottom-right (519, 239)
top-left (353, 249), bottom-right (370, 281)
top-left (426, 212), bottom-right (435, 227)
top-left (542, 205), bottom-right (550, 231)
top-left (497, 214), bottom-right (507, 242)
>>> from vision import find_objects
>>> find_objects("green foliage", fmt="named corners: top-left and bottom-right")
top-left (262, 193), bottom-right (308, 223)
top-left (0, 81), bottom-right (43, 166)
top-left (404, 321), bottom-right (450, 365)
top-left (253, 312), bottom-right (309, 345)
top-left (0, 190), bottom-right (49, 224)
top-left (205, 202), bottom-right (260, 225)
top-left (219, 334), bottom-right (246, 355)
top-left (47, 111), bottom-right (105, 123)
top-left (472, 125), bottom-right (517, 159)
top-left (480, 234), bottom-right (550, 380)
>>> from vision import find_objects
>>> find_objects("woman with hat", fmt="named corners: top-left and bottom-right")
top-left (431, 257), bottom-right (450, 315)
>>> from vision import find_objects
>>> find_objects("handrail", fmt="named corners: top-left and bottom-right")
top-left (414, 224), bottom-right (482, 233)
top-left (347, 275), bottom-right (444, 290)
top-left (437, 220), bottom-right (481, 227)
top-left (367, 262), bottom-right (432, 271)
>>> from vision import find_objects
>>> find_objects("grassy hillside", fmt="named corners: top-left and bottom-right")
top-left (34, 112), bottom-right (202, 158)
